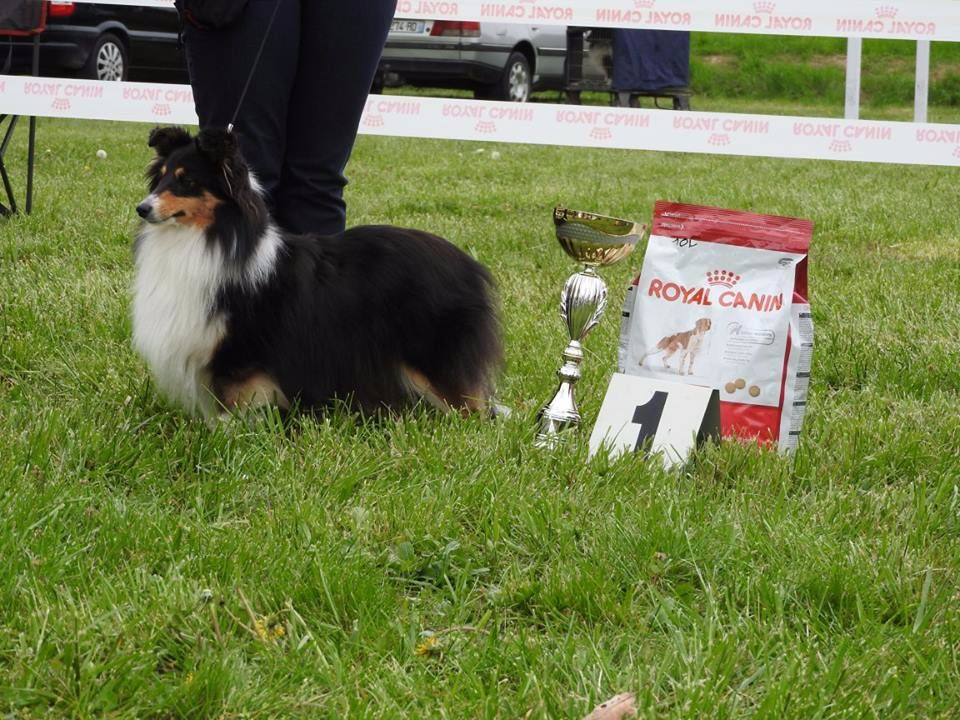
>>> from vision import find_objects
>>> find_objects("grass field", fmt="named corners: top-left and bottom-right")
top-left (688, 35), bottom-right (960, 111)
top-left (1, 115), bottom-right (959, 719)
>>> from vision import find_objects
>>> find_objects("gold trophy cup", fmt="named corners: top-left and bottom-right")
top-left (535, 207), bottom-right (646, 448)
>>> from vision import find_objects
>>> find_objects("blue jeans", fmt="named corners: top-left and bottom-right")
top-left (183, 0), bottom-right (394, 235)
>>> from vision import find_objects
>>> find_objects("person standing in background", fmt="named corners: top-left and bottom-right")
top-left (176, 0), bottom-right (395, 236)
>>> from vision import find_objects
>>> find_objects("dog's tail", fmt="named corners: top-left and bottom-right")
top-left (413, 263), bottom-right (504, 413)
top-left (637, 347), bottom-right (663, 366)
top-left (442, 270), bottom-right (503, 406)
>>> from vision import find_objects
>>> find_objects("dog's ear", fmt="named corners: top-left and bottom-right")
top-left (148, 126), bottom-right (192, 157)
top-left (196, 128), bottom-right (240, 167)
top-left (145, 127), bottom-right (191, 190)
top-left (196, 128), bottom-right (253, 202)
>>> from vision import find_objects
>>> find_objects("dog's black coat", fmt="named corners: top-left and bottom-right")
top-left (138, 127), bottom-right (502, 416)
top-left (211, 227), bottom-right (501, 412)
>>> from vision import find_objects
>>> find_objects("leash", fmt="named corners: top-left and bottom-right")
top-left (227, 0), bottom-right (285, 133)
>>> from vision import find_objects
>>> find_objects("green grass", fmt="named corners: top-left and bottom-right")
top-left (1, 117), bottom-right (959, 718)
top-left (689, 35), bottom-right (960, 112)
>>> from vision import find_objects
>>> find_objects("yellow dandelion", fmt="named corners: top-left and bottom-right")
top-left (254, 616), bottom-right (286, 642)
top-left (184, 672), bottom-right (194, 686)
top-left (415, 635), bottom-right (441, 657)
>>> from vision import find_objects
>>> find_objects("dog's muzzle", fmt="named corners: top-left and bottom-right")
top-left (137, 194), bottom-right (182, 223)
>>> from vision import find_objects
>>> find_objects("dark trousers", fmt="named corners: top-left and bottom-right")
top-left (183, 0), bottom-right (394, 235)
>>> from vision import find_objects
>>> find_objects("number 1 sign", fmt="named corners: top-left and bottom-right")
top-left (588, 373), bottom-right (721, 467)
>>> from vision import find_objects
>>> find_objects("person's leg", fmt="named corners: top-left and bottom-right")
top-left (181, 0), bottom-right (300, 203)
top-left (274, 1), bottom-right (394, 235)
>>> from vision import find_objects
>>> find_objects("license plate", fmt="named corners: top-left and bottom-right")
top-left (391, 19), bottom-right (426, 34)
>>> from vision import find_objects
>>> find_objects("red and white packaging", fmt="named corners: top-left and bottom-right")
top-left (618, 201), bottom-right (814, 451)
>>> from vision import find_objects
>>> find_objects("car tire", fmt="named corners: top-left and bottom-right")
top-left (477, 51), bottom-right (531, 102)
top-left (83, 33), bottom-right (127, 82)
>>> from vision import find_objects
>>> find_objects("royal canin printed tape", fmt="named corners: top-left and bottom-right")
top-left (4, 74), bottom-right (960, 168)
top-left (70, 0), bottom-right (960, 41)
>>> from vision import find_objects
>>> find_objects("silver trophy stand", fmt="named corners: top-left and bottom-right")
top-left (535, 207), bottom-right (645, 448)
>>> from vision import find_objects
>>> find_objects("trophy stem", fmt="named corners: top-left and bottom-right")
top-left (535, 340), bottom-right (585, 448)
top-left (535, 265), bottom-right (609, 448)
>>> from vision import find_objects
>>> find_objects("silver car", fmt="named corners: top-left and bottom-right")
top-left (377, 19), bottom-right (566, 102)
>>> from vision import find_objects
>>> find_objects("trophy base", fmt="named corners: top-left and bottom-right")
top-left (534, 383), bottom-right (580, 448)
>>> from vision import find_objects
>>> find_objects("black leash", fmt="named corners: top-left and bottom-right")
top-left (227, 0), bottom-right (284, 133)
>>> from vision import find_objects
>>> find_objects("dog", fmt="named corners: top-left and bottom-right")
top-left (132, 126), bottom-right (502, 421)
top-left (637, 318), bottom-right (712, 376)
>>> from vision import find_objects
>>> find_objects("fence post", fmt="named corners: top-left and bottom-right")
top-left (915, 40), bottom-right (931, 123)
top-left (844, 37), bottom-right (862, 120)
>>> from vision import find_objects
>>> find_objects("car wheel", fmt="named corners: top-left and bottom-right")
top-left (476, 51), bottom-right (531, 102)
top-left (84, 33), bottom-right (127, 82)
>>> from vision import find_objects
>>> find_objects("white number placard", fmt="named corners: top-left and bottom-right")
top-left (589, 373), bottom-right (720, 467)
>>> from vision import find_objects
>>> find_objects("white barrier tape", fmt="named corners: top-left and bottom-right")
top-left (3, 74), bottom-right (960, 167)
top-left (0, 75), bottom-right (198, 124)
top-left (361, 94), bottom-right (960, 166)
top-left (67, 0), bottom-right (960, 42)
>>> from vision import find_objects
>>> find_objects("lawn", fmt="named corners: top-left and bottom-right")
top-left (1, 116), bottom-right (959, 718)
top-left (688, 35), bottom-right (960, 112)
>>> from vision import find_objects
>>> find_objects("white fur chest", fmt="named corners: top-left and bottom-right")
top-left (132, 224), bottom-right (226, 417)
top-left (687, 331), bottom-right (706, 353)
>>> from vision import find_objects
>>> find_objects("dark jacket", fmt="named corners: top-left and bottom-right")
top-left (175, 0), bottom-right (249, 29)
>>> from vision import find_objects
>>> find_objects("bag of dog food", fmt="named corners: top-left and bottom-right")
top-left (618, 201), bottom-right (814, 451)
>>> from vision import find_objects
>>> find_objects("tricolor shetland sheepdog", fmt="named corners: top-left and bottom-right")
top-left (132, 126), bottom-right (502, 421)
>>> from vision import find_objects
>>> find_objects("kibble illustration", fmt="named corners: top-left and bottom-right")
top-left (724, 378), bottom-right (761, 398)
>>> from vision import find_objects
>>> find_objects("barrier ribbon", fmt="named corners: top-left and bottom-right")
top-left (69, 0), bottom-right (960, 41)
top-left (2, 74), bottom-right (959, 167)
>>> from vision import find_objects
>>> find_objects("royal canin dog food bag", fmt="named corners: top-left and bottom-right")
top-left (618, 201), bottom-right (814, 452)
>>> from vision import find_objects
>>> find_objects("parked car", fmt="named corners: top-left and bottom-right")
top-left (5, 1), bottom-right (183, 81)
top-left (377, 20), bottom-right (566, 102)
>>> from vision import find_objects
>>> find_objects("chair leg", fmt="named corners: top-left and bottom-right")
top-left (0, 163), bottom-right (15, 216)
top-left (26, 116), bottom-right (36, 214)
top-left (0, 115), bottom-right (19, 216)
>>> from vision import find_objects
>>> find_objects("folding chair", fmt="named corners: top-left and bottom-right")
top-left (0, 0), bottom-right (47, 216)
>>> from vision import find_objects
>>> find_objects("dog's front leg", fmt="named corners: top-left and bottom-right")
top-left (661, 349), bottom-right (675, 370)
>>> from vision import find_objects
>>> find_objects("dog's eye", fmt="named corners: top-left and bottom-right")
top-left (177, 175), bottom-right (196, 190)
